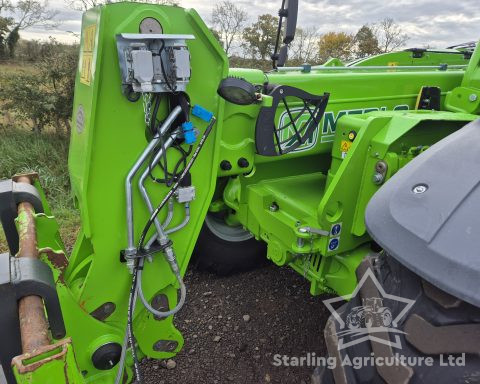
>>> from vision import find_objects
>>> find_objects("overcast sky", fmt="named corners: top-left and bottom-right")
top-left (20, 0), bottom-right (479, 49)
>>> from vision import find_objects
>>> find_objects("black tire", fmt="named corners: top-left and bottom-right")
top-left (321, 253), bottom-right (480, 384)
top-left (193, 214), bottom-right (267, 275)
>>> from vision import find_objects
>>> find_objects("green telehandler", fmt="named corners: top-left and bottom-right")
top-left (0, 1), bottom-right (478, 383)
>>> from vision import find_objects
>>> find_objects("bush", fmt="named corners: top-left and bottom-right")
top-left (0, 39), bottom-right (78, 134)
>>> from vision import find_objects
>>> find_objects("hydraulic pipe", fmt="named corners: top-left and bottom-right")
top-left (138, 131), bottom-right (180, 245)
top-left (145, 202), bottom-right (190, 247)
top-left (125, 106), bottom-right (182, 258)
top-left (16, 176), bottom-right (51, 353)
top-left (275, 64), bottom-right (468, 72)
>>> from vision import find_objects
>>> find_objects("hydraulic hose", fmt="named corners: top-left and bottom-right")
top-left (115, 270), bottom-right (140, 384)
top-left (146, 202), bottom-right (190, 247)
top-left (165, 203), bottom-right (190, 235)
top-left (137, 256), bottom-right (187, 318)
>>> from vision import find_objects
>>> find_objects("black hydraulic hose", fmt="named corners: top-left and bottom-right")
top-left (128, 263), bottom-right (142, 383)
top-left (137, 117), bottom-right (216, 250)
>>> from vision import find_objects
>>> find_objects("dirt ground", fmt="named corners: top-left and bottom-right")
top-left (141, 264), bottom-right (336, 384)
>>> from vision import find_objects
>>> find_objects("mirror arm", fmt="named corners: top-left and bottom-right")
top-left (271, 0), bottom-right (286, 69)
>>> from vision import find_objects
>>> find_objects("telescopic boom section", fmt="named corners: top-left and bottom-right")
top-left (15, 175), bottom-right (51, 353)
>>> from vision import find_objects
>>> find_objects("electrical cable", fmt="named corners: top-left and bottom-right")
top-left (158, 40), bottom-right (177, 93)
top-left (137, 117), bottom-right (217, 251)
top-left (148, 143), bottom-right (192, 186)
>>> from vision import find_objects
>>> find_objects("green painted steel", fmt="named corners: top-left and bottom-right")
top-left (348, 48), bottom-right (470, 67)
top-left (15, 3), bottom-right (228, 383)
top-left (320, 48), bottom-right (470, 67)
top-left (13, 339), bottom-right (85, 384)
top-left (7, 2), bottom-right (480, 383)
top-left (445, 43), bottom-right (480, 114)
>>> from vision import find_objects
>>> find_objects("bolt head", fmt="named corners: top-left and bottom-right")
top-left (469, 94), bottom-right (478, 102)
top-left (372, 173), bottom-right (384, 185)
top-left (412, 184), bottom-right (428, 194)
top-left (269, 202), bottom-right (279, 212)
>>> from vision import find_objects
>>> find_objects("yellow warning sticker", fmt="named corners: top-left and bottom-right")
top-left (80, 24), bottom-right (96, 86)
top-left (340, 140), bottom-right (352, 153)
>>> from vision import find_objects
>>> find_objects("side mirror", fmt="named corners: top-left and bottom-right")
top-left (272, 0), bottom-right (299, 68)
top-left (283, 0), bottom-right (298, 44)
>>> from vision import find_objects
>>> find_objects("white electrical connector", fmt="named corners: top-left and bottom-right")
top-left (131, 49), bottom-right (154, 93)
top-left (176, 186), bottom-right (195, 203)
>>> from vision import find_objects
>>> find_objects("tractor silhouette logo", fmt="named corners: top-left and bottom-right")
top-left (346, 297), bottom-right (393, 330)
top-left (323, 268), bottom-right (415, 350)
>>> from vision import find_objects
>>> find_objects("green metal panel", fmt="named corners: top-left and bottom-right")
top-left (13, 340), bottom-right (85, 384)
top-left (221, 67), bottom-right (465, 178)
top-left (30, 3), bottom-right (228, 383)
top-left (445, 43), bottom-right (480, 114)
top-left (349, 49), bottom-right (470, 67)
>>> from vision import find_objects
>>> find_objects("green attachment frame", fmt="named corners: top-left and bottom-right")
top-left (221, 108), bottom-right (476, 296)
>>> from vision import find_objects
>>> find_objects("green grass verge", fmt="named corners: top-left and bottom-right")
top-left (0, 128), bottom-right (80, 253)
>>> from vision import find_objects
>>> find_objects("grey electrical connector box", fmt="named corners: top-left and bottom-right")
top-left (116, 33), bottom-right (194, 94)
top-left (176, 186), bottom-right (196, 203)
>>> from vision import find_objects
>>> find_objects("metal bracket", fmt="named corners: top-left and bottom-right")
top-left (0, 179), bottom-right (44, 255)
top-left (0, 253), bottom-right (65, 384)
top-left (298, 226), bottom-right (330, 237)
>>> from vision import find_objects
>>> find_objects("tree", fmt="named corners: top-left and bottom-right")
top-left (242, 14), bottom-right (278, 61)
top-left (354, 25), bottom-right (379, 58)
top-left (289, 27), bottom-right (319, 65)
top-left (0, 0), bottom-right (12, 13)
top-left (210, 28), bottom-right (223, 46)
top-left (0, 0), bottom-right (57, 58)
top-left (318, 31), bottom-right (354, 63)
top-left (12, 0), bottom-right (57, 30)
top-left (0, 16), bottom-right (11, 58)
top-left (211, 0), bottom-right (247, 55)
top-left (0, 39), bottom-right (78, 134)
top-left (6, 23), bottom-right (18, 57)
top-left (374, 18), bottom-right (408, 53)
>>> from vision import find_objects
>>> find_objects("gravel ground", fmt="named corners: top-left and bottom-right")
top-left (142, 264), bottom-right (336, 384)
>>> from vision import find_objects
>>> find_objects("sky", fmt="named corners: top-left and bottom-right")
top-left (19, 0), bottom-right (480, 49)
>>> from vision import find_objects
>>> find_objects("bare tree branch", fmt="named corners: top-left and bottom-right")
top-left (374, 18), bottom-right (409, 53)
top-left (290, 26), bottom-right (319, 64)
top-left (0, 0), bottom-right (13, 13)
top-left (13, 0), bottom-right (58, 30)
top-left (211, 0), bottom-right (247, 55)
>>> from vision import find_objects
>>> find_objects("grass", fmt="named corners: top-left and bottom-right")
top-left (0, 127), bottom-right (80, 253)
top-left (0, 61), bottom-right (38, 74)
